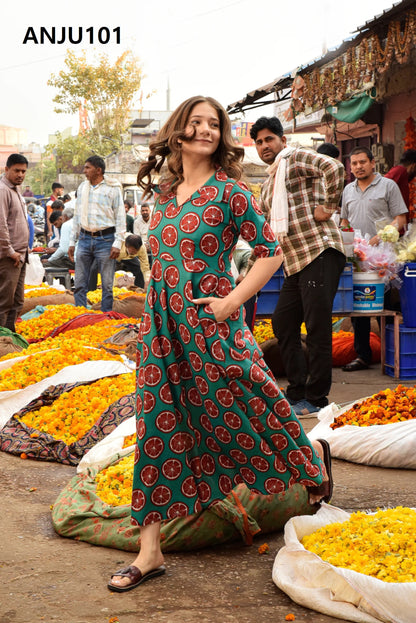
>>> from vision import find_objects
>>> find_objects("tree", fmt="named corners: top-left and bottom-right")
top-left (47, 50), bottom-right (143, 170)
top-left (25, 157), bottom-right (57, 196)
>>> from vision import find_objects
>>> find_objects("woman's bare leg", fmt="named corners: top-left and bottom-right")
top-left (110, 521), bottom-right (163, 589)
top-left (308, 440), bottom-right (329, 505)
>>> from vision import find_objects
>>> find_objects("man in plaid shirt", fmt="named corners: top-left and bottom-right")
top-left (251, 117), bottom-right (345, 416)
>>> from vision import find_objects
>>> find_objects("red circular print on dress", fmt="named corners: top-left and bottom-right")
top-left (284, 420), bottom-right (302, 439)
top-left (140, 464), bottom-right (159, 487)
top-left (200, 318), bottom-right (217, 339)
top-left (228, 380), bottom-right (244, 396)
top-left (184, 280), bottom-right (194, 302)
top-left (172, 337), bottom-right (184, 358)
top-left (274, 454), bottom-right (288, 473)
top-left (137, 366), bottom-right (145, 389)
top-left (155, 409), bottom-right (177, 433)
top-left (151, 485), bottom-right (172, 506)
top-left (223, 410), bottom-right (241, 430)
top-left (131, 489), bottom-right (146, 512)
top-left (179, 360), bottom-right (193, 380)
top-left (143, 511), bottom-right (163, 525)
top-left (266, 412), bottom-right (282, 430)
top-left (167, 502), bottom-right (189, 519)
top-left (251, 194), bottom-right (263, 215)
top-left (249, 364), bottom-right (266, 384)
top-left (182, 259), bottom-right (208, 273)
top-left (287, 449), bottom-right (306, 467)
top-left (186, 307), bottom-right (199, 328)
top-left (240, 221), bottom-right (257, 242)
top-left (197, 481), bottom-right (211, 503)
top-left (218, 454), bottom-right (235, 469)
top-left (143, 363), bottom-right (162, 386)
top-left (215, 388), bottom-right (234, 408)
top-left (211, 339), bottom-right (225, 361)
top-left (234, 329), bottom-right (245, 348)
top-left (218, 474), bottom-right (233, 495)
top-left (169, 292), bottom-right (184, 314)
top-left (249, 415), bottom-right (265, 433)
top-left (161, 458), bottom-right (183, 480)
top-left (202, 205), bottom-right (224, 227)
top-left (195, 375), bottom-right (209, 395)
top-left (200, 413), bottom-right (214, 433)
top-left (229, 348), bottom-right (246, 362)
top-left (230, 192), bottom-right (248, 217)
top-left (270, 433), bottom-right (288, 451)
top-left (226, 364), bottom-right (244, 379)
top-left (214, 426), bottom-right (232, 444)
top-left (201, 453), bottom-right (216, 476)
top-left (160, 251), bottom-right (174, 261)
top-left (206, 436), bottom-right (221, 453)
top-left (151, 258), bottom-right (162, 281)
top-left (264, 477), bottom-right (286, 494)
top-left (218, 254), bottom-right (225, 272)
top-left (248, 396), bottom-right (267, 416)
top-left (199, 233), bottom-right (219, 257)
top-left (204, 398), bottom-right (219, 418)
top-left (136, 394), bottom-right (143, 416)
top-left (149, 235), bottom-right (160, 258)
top-left (262, 220), bottom-right (276, 242)
top-left (189, 351), bottom-right (203, 372)
top-left (199, 273), bottom-right (219, 295)
top-left (215, 170), bottom-right (228, 182)
top-left (159, 288), bottom-right (167, 310)
top-left (143, 390), bottom-right (156, 413)
top-left (304, 461), bottom-right (320, 478)
top-left (229, 448), bottom-right (248, 464)
top-left (261, 379), bottom-right (280, 399)
top-left (151, 335), bottom-right (172, 358)
top-left (165, 201), bottom-right (182, 219)
top-left (240, 466), bottom-right (256, 485)
top-left (153, 312), bottom-right (163, 331)
top-left (221, 225), bottom-right (235, 249)
top-left (136, 416), bottom-right (146, 440)
top-left (192, 185), bottom-right (219, 206)
top-left (181, 475), bottom-right (197, 497)
top-left (143, 436), bottom-right (164, 459)
top-left (166, 363), bottom-right (180, 385)
top-left (250, 455), bottom-right (270, 472)
top-left (169, 431), bottom-right (194, 454)
top-left (195, 332), bottom-right (207, 353)
top-left (164, 265), bottom-right (180, 288)
top-left (274, 398), bottom-right (292, 418)
top-left (180, 212), bottom-right (200, 233)
top-left (141, 311), bottom-right (152, 335)
top-left (300, 445), bottom-right (314, 461)
top-left (167, 317), bottom-right (177, 334)
top-left (255, 244), bottom-right (272, 257)
top-left (187, 455), bottom-right (202, 477)
top-left (159, 382), bottom-right (174, 404)
top-left (161, 224), bottom-right (178, 247)
top-left (147, 286), bottom-right (157, 309)
top-left (236, 431), bottom-right (255, 450)
top-left (187, 387), bottom-right (203, 406)
top-left (217, 322), bottom-right (230, 341)
top-left (149, 210), bottom-right (162, 230)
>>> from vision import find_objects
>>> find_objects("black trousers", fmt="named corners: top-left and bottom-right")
top-left (272, 248), bottom-right (345, 408)
top-left (116, 258), bottom-right (144, 289)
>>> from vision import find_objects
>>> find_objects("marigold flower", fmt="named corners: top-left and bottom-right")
top-left (258, 543), bottom-right (269, 554)
top-left (285, 615), bottom-right (296, 621)
top-left (15, 304), bottom-right (98, 340)
top-left (95, 453), bottom-right (134, 506)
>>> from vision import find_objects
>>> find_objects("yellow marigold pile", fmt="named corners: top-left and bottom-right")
top-left (95, 453), bottom-right (134, 506)
top-left (253, 319), bottom-right (275, 344)
top-left (0, 318), bottom-right (139, 362)
top-left (19, 373), bottom-right (135, 444)
top-left (331, 385), bottom-right (416, 429)
top-left (0, 344), bottom-right (122, 392)
top-left (122, 434), bottom-right (136, 448)
top-left (24, 285), bottom-right (64, 298)
top-left (302, 507), bottom-right (416, 583)
top-left (87, 287), bottom-right (131, 305)
top-left (16, 304), bottom-right (97, 340)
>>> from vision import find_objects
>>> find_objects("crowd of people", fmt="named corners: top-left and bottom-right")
top-left (1, 95), bottom-right (415, 594)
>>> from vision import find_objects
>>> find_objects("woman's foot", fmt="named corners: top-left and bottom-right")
top-left (307, 439), bottom-right (333, 506)
top-left (109, 552), bottom-right (165, 591)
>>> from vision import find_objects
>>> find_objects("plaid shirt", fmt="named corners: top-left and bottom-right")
top-left (259, 148), bottom-right (345, 275)
top-left (71, 179), bottom-right (125, 249)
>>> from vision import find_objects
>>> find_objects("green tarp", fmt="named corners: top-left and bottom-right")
top-left (326, 91), bottom-right (375, 124)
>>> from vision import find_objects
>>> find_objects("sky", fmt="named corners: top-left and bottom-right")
top-left (0, 0), bottom-right (397, 148)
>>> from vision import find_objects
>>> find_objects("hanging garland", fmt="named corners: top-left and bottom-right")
top-left (404, 116), bottom-right (416, 221)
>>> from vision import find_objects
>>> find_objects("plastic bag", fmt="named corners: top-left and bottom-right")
top-left (273, 504), bottom-right (416, 623)
top-left (308, 402), bottom-right (416, 468)
top-left (24, 253), bottom-right (45, 286)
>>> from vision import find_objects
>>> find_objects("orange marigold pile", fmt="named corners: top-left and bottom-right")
top-left (331, 385), bottom-right (416, 429)
top-left (16, 304), bottom-right (98, 340)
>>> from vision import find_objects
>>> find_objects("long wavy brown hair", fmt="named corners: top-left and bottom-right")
top-left (137, 96), bottom-right (245, 198)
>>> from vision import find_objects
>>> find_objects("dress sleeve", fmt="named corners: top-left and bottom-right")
top-left (228, 181), bottom-right (281, 259)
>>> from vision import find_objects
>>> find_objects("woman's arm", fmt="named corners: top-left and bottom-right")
top-left (193, 254), bottom-right (283, 322)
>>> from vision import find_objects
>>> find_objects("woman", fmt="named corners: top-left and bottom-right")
top-left (108, 96), bottom-right (331, 592)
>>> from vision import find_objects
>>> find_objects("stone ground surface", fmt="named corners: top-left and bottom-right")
top-left (1, 365), bottom-right (415, 623)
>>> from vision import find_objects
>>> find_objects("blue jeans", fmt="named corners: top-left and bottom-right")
top-left (74, 231), bottom-right (116, 312)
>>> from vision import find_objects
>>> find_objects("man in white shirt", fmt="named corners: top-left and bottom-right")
top-left (133, 203), bottom-right (152, 243)
top-left (43, 207), bottom-right (75, 269)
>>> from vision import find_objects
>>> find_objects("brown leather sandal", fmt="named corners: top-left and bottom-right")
top-left (307, 438), bottom-right (333, 505)
top-left (108, 564), bottom-right (166, 592)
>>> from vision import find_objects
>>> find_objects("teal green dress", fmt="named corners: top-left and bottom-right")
top-left (131, 170), bottom-right (324, 526)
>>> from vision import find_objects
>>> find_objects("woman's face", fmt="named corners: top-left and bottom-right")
top-left (181, 102), bottom-right (221, 159)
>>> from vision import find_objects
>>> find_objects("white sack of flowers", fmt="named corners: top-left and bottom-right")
top-left (273, 504), bottom-right (416, 623)
top-left (77, 415), bottom-right (136, 474)
top-left (308, 402), bottom-right (416, 469)
top-left (0, 359), bottom-right (132, 430)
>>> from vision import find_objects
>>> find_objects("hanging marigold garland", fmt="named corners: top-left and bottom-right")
top-left (404, 116), bottom-right (416, 221)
